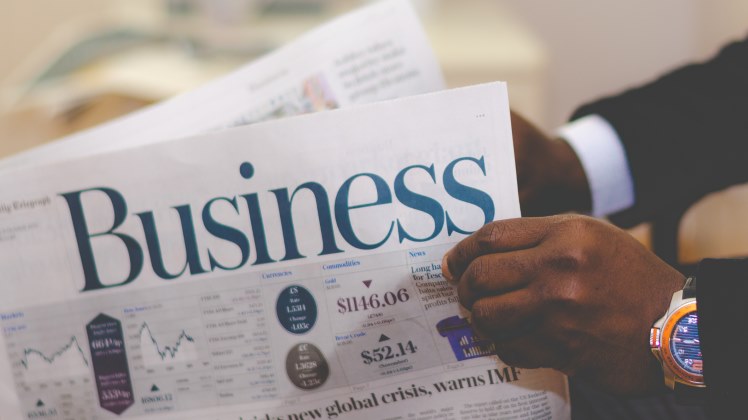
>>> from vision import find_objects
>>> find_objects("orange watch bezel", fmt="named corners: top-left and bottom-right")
top-left (660, 301), bottom-right (704, 386)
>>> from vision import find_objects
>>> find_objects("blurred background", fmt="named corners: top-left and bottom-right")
top-left (1, 0), bottom-right (747, 265)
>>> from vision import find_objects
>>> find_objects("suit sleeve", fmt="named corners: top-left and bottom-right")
top-left (695, 258), bottom-right (748, 419)
top-left (570, 37), bottom-right (748, 228)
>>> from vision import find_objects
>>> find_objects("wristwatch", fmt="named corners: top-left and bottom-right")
top-left (650, 276), bottom-right (705, 399)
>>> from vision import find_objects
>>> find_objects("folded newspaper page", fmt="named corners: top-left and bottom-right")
top-left (0, 83), bottom-right (569, 419)
top-left (0, 0), bottom-right (444, 172)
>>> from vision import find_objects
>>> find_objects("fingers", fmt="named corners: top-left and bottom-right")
top-left (442, 218), bottom-right (549, 283)
top-left (470, 292), bottom-right (564, 370)
top-left (470, 290), bottom-right (542, 341)
top-left (456, 250), bottom-right (537, 309)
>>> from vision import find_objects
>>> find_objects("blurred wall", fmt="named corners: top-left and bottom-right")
top-left (502, 0), bottom-right (748, 129)
top-left (3, 0), bottom-right (747, 129)
top-left (699, 3), bottom-right (748, 55)
top-left (0, 0), bottom-right (130, 87)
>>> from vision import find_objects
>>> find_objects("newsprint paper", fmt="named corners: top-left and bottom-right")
top-left (0, 83), bottom-right (570, 419)
top-left (0, 0), bottom-right (445, 171)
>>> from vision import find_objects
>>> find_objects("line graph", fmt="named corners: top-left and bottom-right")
top-left (139, 322), bottom-right (198, 367)
top-left (21, 336), bottom-right (89, 368)
top-left (20, 336), bottom-right (90, 381)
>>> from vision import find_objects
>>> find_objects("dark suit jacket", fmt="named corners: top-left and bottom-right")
top-left (570, 37), bottom-right (748, 418)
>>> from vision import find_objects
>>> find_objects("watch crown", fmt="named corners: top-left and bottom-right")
top-left (649, 327), bottom-right (661, 349)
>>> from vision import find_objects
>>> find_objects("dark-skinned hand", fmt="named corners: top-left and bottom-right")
top-left (442, 214), bottom-right (685, 396)
top-left (511, 111), bottom-right (591, 216)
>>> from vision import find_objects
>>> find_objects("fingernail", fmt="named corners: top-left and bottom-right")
top-left (469, 318), bottom-right (486, 340)
top-left (442, 252), bottom-right (453, 283)
top-left (472, 326), bottom-right (486, 340)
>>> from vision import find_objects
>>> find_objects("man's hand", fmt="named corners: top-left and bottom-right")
top-left (442, 215), bottom-right (685, 395)
top-left (511, 112), bottom-right (591, 215)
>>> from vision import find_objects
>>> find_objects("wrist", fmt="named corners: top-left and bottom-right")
top-left (546, 138), bottom-right (592, 213)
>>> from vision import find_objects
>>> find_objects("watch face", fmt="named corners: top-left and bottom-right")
top-left (669, 311), bottom-right (703, 376)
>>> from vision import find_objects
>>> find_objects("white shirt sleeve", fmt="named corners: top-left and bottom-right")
top-left (557, 115), bottom-right (635, 218)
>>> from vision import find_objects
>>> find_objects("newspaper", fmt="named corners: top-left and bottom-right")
top-left (0, 83), bottom-right (569, 419)
top-left (0, 0), bottom-right (444, 171)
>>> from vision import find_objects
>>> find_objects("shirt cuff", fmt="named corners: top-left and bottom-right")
top-left (557, 115), bottom-right (635, 218)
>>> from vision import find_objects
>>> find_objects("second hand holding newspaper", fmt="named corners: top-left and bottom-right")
top-left (0, 83), bottom-right (569, 419)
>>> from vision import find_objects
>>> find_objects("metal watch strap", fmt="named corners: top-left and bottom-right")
top-left (682, 276), bottom-right (697, 299)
